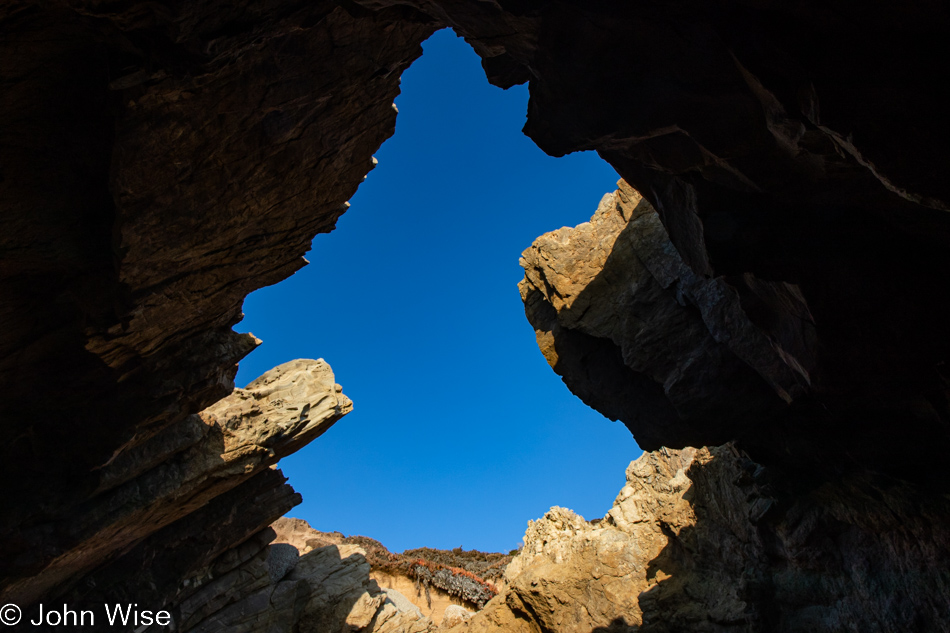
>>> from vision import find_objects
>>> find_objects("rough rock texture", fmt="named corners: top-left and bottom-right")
top-left (168, 516), bottom-right (505, 632)
top-left (272, 517), bottom-right (510, 620)
top-left (354, 0), bottom-right (950, 489)
top-left (450, 447), bottom-right (950, 633)
top-left (8, 359), bottom-right (351, 624)
top-left (4, 0), bottom-right (950, 626)
top-left (520, 178), bottom-right (950, 485)
top-left (171, 536), bottom-right (436, 633)
top-left (515, 183), bottom-right (950, 629)
top-left (0, 0), bottom-right (436, 610)
top-left (521, 181), bottom-right (801, 451)
top-left (441, 605), bottom-right (474, 629)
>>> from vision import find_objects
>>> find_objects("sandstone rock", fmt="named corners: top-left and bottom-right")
top-left (171, 539), bottom-right (438, 633)
top-left (272, 517), bottom-right (509, 624)
top-left (345, 591), bottom-right (387, 630)
top-left (520, 182), bottom-right (802, 450)
top-left (0, 0), bottom-right (435, 605)
top-left (440, 605), bottom-right (473, 629)
top-left (12, 360), bottom-right (350, 623)
top-left (201, 358), bottom-right (353, 464)
top-left (450, 446), bottom-right (950, 633)
top-left (272, 516), bottom-right (347, 554)
top-left (4, 0), bottom-right (950, 623)
top-left (384, 588), bottom-right (424, 619)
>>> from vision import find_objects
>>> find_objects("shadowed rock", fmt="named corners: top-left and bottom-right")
top-left (4, 359), bottom-right (351, 616)
top-left (448, 446), bottom-right (950, 633)
top-left (520, 181), bottom-right (806, 450)
top-left (3, 0), bottom-right (950, 625)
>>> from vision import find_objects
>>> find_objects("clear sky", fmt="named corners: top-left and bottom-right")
top-left (235, 29), bottom-right (641, 554)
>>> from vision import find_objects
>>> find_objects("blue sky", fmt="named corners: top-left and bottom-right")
top-left (236, 29), bottom-right (641, 554)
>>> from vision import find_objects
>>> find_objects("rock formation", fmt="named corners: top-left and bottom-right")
top-left (272, 517), bottom-right (508, 624)
top-left (511, 186), bottom-right (950, 631)
top-left (8, 359), bottom-right (351, 628)
top-left (520, 181), bottom-right (799, 451)
top-left (172, 532), bottom-right (435, 633)
top-left (359, 0), bottom-right (950, 490)
top-left (2, 0), bottom-right (950, 629)
top-left (138, 516), bottom-right (505, 632)
top-left (448, 445), bottom-right (950, 633)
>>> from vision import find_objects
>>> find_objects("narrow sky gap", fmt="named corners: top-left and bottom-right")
top-left (236, 29), bottom-right (640, 553)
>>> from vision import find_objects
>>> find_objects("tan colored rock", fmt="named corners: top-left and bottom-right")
top-left (202, 358), bottom-right (353, 466)
top-left (4, 359), bottom-right (351, 609)
top-left (519, 181), bottom-right (809, 450)
top-left (180, 540), bottom-right (436, 633)
top-left (272, 517), bottom-right (508, 625)
top-left (345, 591), bottom-right (387, 629)
top-left (440, 605), bottom-right (474, 629)
top-left (486, 450), bottom-right (700, 632)
top-left (448, 445), bottom-right (950, 633)
top-left (373, 571), bottom-right (464, 623)
top-left (272, 516), bottom-right (346, 554)
top-left (291, 543), bottom-right (437, 633)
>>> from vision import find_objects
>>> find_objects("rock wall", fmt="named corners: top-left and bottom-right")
top-left (353, 0), bottom-right (950, 489)
top-left (3, 0), bottom-right (950, 628)
top-left (451, 446), bottom-right (950, 633)
top-left (138, 515), bottom-right (499, 632)
top-left (13, 359), bottom-right (352, 629)
top-left (513, 185), bottom-right (950, 631)
top-left (1, 0), bottom-right (436, 619)
top-left (272, 517), bottom-right (505, 624)
top-left (170, 536), bottom-right (436, 633)
top-left (519, 172), bottom-right (950, 483)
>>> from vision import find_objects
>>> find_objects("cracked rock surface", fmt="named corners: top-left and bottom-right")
top-left (3, 0), bottom-right (950, 626)
top-left (12, 359), bottom-right (351, 625)
top-left (450, 446), bottom-right (950, 633)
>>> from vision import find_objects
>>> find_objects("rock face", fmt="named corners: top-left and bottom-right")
top-left (0, 0), bottom-right (436, 610)
top-left (177, 539), bottom-right (434, 633)
top-left (162, 516), bottom-right (506, 632)
top-left (451, 446), bottom-right (950, 633)
top-left (168, 528), bottom-right (437, 633)
top-left (3, 0), bottom-right (950, 626)
top-left (6, 359), bottom-right (351, 625)
top-left (272, 517), bottom-right (510, 624)
top-left (520, 178), bottom-right (950, 485)
top-left (513, 185), bottom-right (950, 631)
top-left (520, 181), bottom-right (800, 452)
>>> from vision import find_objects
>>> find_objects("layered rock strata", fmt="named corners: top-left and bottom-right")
top-left (171, 534), bottom-right (436, 633)
top-left (515, 184), bottom-right (950, 631)
top-left (272, 517), bottom-right (507, 623)
top-left (3, 0), bottom-right (950, 624)
top-left (0, 0), bottom-right (436, 606)
top-left (149, 516), bottom-right (501, 632)
top-left (11, 359), bottom-right (351, 627)
top-left (451, 446), bottom-right (950, 633)
top-left (520, 178), bottom-right (950, 485)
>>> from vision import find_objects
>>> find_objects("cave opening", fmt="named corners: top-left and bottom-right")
top-left (234, 28), bottom-right (640, 554)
